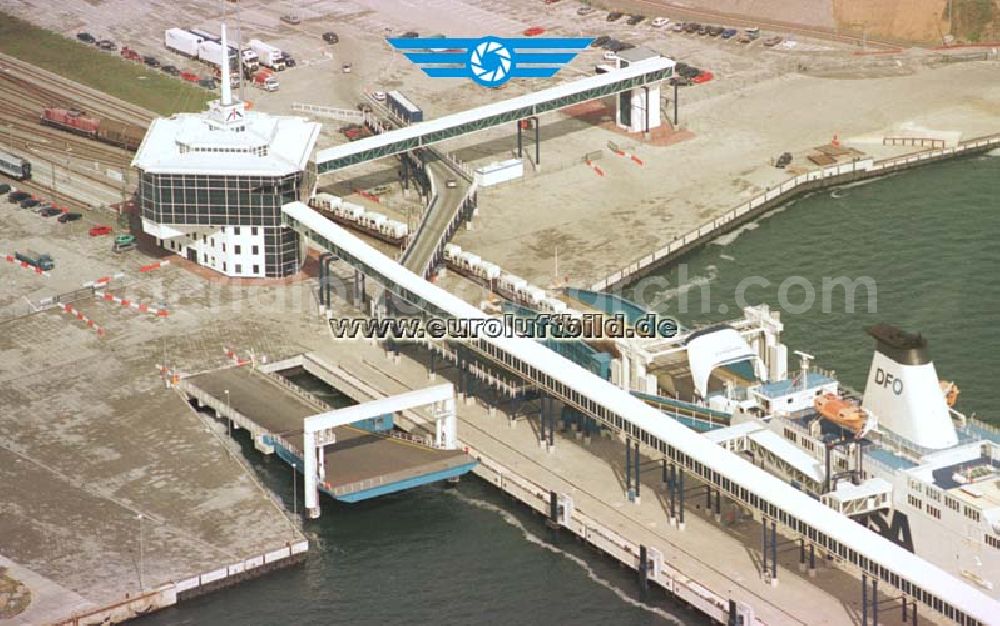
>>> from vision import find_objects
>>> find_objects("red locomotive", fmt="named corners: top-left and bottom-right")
top-left (40, 107), bottom-right (146, 151)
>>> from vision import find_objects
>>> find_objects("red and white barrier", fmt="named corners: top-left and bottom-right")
top-left (61, 304), bottom-right (106, 336)
top-left (611, 148), bottom-right (644, 166)
top-left (95, 291), bottom-right (169, 318)
top-left (139, 260), bottom-right (171, 273)
top-left (585, 160), bottom-right (605, 177)
top-left (3, 254), bottom-right (50, 277)
top-left (222, 346), bottom-right (252, 367)
top-left (83, 272), bottom-right (125, 289)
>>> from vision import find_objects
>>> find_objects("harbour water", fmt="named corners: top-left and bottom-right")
top-left (139, 155), bottom-right (997, 624)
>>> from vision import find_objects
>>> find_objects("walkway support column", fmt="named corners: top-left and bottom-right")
top-left (516, 120), bottom-right (523, 157)
top-left (633, 439), bottom-right (641, 504)
top-left (533, 116), bottom-right (540, 169)
top-left (434, 394), bottom-right (457, 450)
top-left (625, 436), bottom-right (633, 500)
top-left (303, 429), bottom-right (321, 519)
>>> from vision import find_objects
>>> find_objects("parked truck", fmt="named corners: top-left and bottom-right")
top-left (252, 69), bottom-right (279, 91)
top-left (197, 40), bottom-right (239, 70)
top-left (248, 39), bottom-right (286, 71)
top-left (15, 250), bottom-right (54, 271)
top-left (165, 27), bottom-right (203, 57)
top-left (238, 47), bottom-right (259, 72)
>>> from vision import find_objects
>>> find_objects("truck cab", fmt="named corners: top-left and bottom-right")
top-left (15, 250), bottom-right (54, 271)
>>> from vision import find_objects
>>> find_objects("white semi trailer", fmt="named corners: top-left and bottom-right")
top-left (164, 28), bottom-right (202, 57)
top-left (248, 39), bottom-right (286, 71)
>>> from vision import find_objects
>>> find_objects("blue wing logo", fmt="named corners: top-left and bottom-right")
top-left (387, 36), bottom-right (593, 87)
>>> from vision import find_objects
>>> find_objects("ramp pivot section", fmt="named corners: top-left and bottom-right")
top-left (304, 383), bottom-right (458, 518)
top-left (282, 201), bottom-right (1000, 624)
top-left (315, 57), bottom-right (674, 174)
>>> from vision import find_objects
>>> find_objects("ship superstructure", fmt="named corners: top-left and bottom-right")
top-left (617, 306), bottom-right (1000, 597)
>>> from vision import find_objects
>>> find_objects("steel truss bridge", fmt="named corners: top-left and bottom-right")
top-left (314, 57), bottom-right (674, 174)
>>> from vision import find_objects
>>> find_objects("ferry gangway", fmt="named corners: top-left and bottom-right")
top-left (282, 201), bottom-right (1000, 625)
top-left (314, 57), bottom-right (674, 174)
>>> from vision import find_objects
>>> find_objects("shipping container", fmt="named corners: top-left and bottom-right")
top-left (386, 90), bottom-right (423, 124)
top-left (165, 28), bottom-right (202, 57)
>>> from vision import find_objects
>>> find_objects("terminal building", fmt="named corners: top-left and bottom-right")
top-left (132, 26), bottom-right (320, 278)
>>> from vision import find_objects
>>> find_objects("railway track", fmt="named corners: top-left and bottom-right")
top-left (0, 52), bottom-right (156, 124)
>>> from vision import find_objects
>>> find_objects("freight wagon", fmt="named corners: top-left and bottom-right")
top-left (0, 148), bottom-right (31, 180)
top-left (41, 108), bottom-right (146, 151)
top-left (308, 193), bottom-right (408, 245)
top-left (386, 91), bottom-right (423, 124)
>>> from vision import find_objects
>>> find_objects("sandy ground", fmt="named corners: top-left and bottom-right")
top-left (0, 202), bottom-right (322, 613)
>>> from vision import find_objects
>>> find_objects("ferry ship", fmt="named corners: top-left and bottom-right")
top-left (601, 304), bottom-right (1000, 597)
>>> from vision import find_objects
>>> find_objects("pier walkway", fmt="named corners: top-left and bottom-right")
top-left (283, 201), bottom-right (999, 625)
top-left (299, 338), bottom-right (951, 625)
top-left (181, 366), bottom-right (475, 503)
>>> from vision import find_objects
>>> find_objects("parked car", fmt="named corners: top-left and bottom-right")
top-left (39, 206), bottom-right (62, 217)
top-left (342, 62), bottom-right (353, 73)
top-left (372, 90), bottom-right (386, 101)
top-left (697, 24), bottom-right (710, 35)
top-left (198, 78), bottom-right (217, 88)
top-left (669, 76), bottom-right (692, 87)
top-left (89, 225), bottom-right (113, 237)
top-left (58, 212), bottom-right (82, 223)
top-left (96, 40), bottom-right (116, 51)
top-left (523, 26), bottom-right (546, 37)
top-left (8, 191), bottom-right (30, 203)
top-left (617, 41), bottom-right (636, 51)
top-left (280, 15), bottom-right (300, 25)
top-left (446, 179), bottom-right (458, 189)
top-left (708, 25), bottom-right (725, 36)
top-left (606, 11), bottom-right (624, 22)
top-left (20, 198), bottom-right (40, 209)
top-left (357, 102), bottom-right (373, 113)
top-left (683, 22), bottom-right (700, 33)
top-left (161, 65), bottom-right (179, 75)
top-left (651, 17), bottom-right (670, 28)
top-left (603, 50), bottom-right (618, 61)
top-left (143, 55), bottom-right (160, 67)
top-left (626, 14), bottom-right (645, 26)
top-left (762, 35), bottom-right (783, 47)
top-left (322, 31), bottom-right (339, 44)
top-left (672, 22), bottom-right (685, 32)
top-left (76, 32), bottom-right (95, 44)
top-left (401, 31), bottom-right (419, 38)
top-left (577, 6), bottom-right (595, 16)
top-left (721, 28), bottom-right (738, 39)
top-left (591, 35), bottom-right (611, 48)
top-left (282, 55), bottom-right (297, 68)
top-left (0, 183), bottom-right (10, 194)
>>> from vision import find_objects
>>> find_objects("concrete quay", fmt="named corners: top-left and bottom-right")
top-left (591, 132), bottom-right (1000, 292)
top-left (298, 334), bottom-right (944, 626)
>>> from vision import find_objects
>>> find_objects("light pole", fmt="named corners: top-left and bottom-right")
top-left (136, 513), bottom-right (144, 592)
top-left (224, 389), bottom-right (231, 437)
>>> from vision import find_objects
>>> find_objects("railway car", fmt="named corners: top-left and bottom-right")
top-left (0, 148), bottom-right (31, 180)
top-left (40, 108), bottom-right (146, 151)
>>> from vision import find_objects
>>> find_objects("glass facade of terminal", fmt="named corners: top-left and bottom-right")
top-left (137, 170), bottom-right (303, 277)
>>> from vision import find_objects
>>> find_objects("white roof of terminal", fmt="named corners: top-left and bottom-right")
top-left (315, 56), bottom-right (673, 166)
top-left (281, 201), bottom-right (1000, 622)
top-left (132, 104), bottom-right (321, 176)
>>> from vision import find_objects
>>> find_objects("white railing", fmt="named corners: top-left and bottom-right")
top-left (292, 102), bottom-right (365, 122)
top-left (591, 132), bottom-right (1000, 292)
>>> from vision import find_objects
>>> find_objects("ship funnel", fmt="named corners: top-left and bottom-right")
top-left (861, 324), bottom-right (957, 449)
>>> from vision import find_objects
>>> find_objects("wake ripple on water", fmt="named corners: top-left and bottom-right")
top-left (447, 490), bottom-right (687, 626)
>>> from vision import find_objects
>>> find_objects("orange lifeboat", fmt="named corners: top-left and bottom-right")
top-left (814, 393), bottom-right (868, 434)
top-left (939, 381), bottom-right (960, 407)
